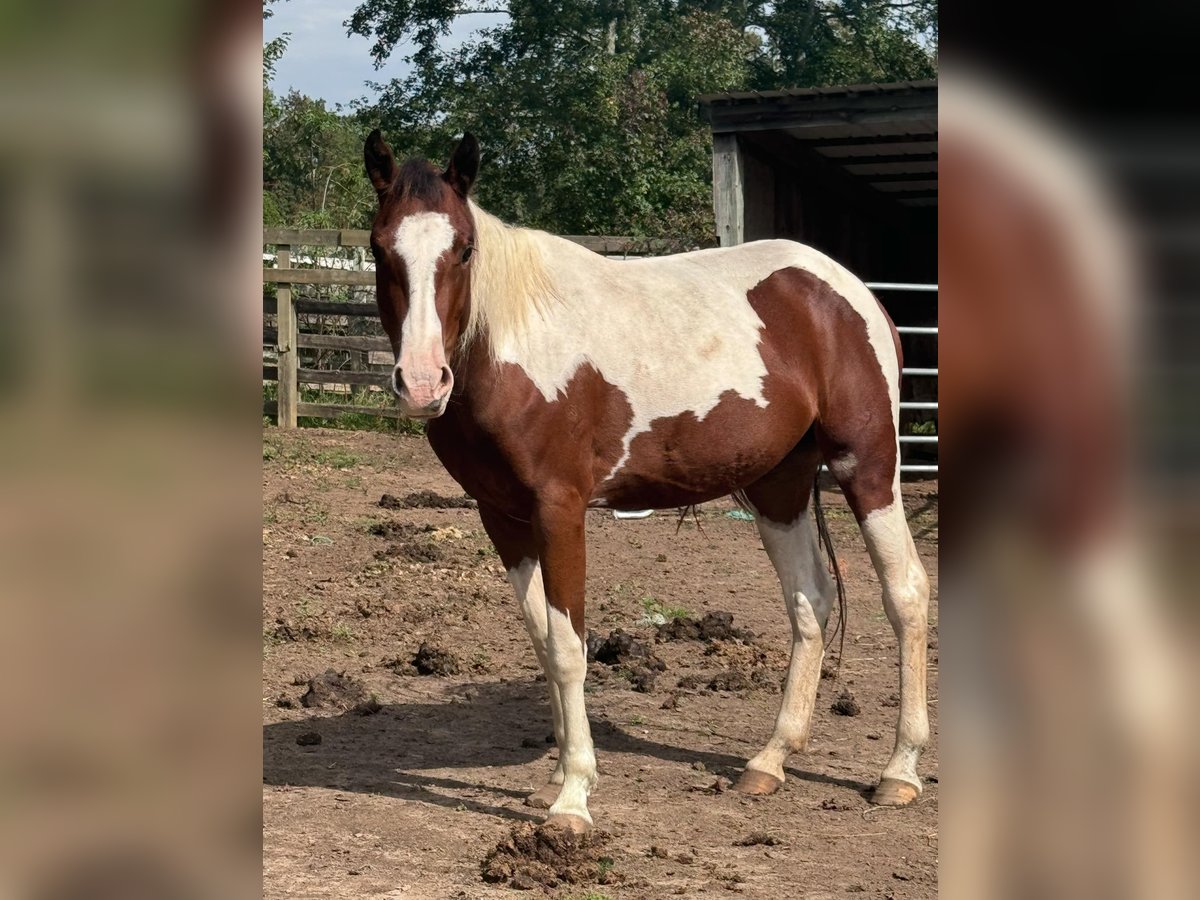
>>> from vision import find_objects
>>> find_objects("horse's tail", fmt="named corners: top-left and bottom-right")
top-left (812, 476), bottom-right (847, 676)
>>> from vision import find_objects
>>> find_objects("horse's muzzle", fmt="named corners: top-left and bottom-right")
top-left (392, 364), bottom-right (453, 419)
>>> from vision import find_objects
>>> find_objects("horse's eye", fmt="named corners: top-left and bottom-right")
top-left (461, 245), bottom-right (474, 264)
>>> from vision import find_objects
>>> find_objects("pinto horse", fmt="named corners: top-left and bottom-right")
top-left (364, 130), bottom-right (930, 832)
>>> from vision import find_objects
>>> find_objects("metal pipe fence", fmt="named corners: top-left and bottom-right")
top-left (866, 282), bottom-right (938, 475)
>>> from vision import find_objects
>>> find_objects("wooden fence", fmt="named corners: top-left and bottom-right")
top-left (263, 227), bottom-right (667, 427)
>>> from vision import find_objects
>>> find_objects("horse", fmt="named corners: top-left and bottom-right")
top-left (363, 130), bottom-right (930, 833)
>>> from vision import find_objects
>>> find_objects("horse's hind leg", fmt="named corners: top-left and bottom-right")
top-left (477, 503), bottom-right (564, 809)
top-left (820, 431), bottom-right (930, 806)
top-left (734, 443), bottom-right (834, 794)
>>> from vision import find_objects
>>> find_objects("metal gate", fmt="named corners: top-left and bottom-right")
top-left (866, 282), bottom-right (938, 475)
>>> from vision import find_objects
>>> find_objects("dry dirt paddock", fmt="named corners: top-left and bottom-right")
top-left (262, 427), bottom-right (939, 899)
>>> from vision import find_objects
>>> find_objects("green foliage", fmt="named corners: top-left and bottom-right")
top-left (313, 448), bottom-right (360, 469)
top-left (357, 6), bottom-right (757, 245)
top-left (262, 383), bottom-right (427, 435)
top-left (263, 2), bottom-right (291, 87)
top-left (641, 595), bottom-right (690, 624)
top-left (264, 0), bottom-right (937, 246)
top-left (263, 88), bottom-right (378, 229)
top-left (343, 1), bottom-right (937, 246)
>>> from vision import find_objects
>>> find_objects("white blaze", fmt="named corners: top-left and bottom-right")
top-left (392, 212), bottom-right (456, 369)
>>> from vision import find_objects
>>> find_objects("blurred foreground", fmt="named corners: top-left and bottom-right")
top-left (939, 66), bottom-right (1196, 898)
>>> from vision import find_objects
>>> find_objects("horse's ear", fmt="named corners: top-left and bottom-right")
top-left (364, 129), bottom-right (396, 196)
top-left (444, 133), bottom-right (480, 197)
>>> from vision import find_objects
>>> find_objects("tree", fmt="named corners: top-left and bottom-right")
top-left (263, 0), bottom-right (290, 87)
top-left (263, 90), bottom-right (378, 229)
top-left (343, 1), bottom-right (935, 245)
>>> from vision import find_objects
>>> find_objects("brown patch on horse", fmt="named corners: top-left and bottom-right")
top-left (429, 361), bottom-right (635, 522)
top-left (597, 388), bottom-right (813, 511)
top-left (589, 266), bottom-right (900, 520)
top-left (429, 358), bottom-right (634, 641)
top-left (744, 267), bottom-right (899, 521)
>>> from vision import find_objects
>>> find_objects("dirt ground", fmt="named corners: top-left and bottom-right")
top-left (263, 427), bottom-right (939, 899)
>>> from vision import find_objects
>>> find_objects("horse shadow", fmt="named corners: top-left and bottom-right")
top-left (263, 679), bottom-right (873, 822)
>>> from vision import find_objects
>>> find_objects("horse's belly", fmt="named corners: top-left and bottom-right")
top-left (591, 392), bottom-right (812, 510)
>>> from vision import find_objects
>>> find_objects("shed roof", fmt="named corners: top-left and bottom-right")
top-left (699, 80), bottom-right (937, 207)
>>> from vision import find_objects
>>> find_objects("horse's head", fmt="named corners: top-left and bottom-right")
top-left (364, 130), bottom-right (479, 419)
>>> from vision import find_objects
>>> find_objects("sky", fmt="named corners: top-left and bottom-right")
top-left (264, 1), bottom-right (505, 107)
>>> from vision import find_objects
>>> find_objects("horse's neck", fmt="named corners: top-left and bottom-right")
top-left (465, 205), bottom-right (601, 359)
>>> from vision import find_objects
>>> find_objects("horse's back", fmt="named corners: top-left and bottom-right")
top-left (619, 240), bottom-right (892, 353)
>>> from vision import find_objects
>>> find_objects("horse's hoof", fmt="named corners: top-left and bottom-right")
top-left (733, 769), bottom-right (783, 796)
top-left (524, 783), bottom-right (561, 809)
top-left (543, 814), bottom-right (592, 835)
top-left (871, 777), bottom-right (920, 807)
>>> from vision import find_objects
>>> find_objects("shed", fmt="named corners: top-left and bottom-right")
top-left (699, 80), bottom-right (938, 471)
top-left (699, 79), bottom-right (936, 279)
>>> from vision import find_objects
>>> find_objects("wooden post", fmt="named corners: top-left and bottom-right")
top-left (712, 133), bottom-right (744, 247)
top-left (275, 244), bottom-right (298, 428)
top-left (349, 343), bottom-right (367, 400)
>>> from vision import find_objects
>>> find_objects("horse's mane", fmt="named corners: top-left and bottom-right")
top-left (462, 202), bottom-right (561, 358)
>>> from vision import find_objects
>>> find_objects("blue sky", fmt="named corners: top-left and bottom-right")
top-left (264, 1), bottom-right (505, 107)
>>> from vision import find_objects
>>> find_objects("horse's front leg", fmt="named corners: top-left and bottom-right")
top-left (477, 503), bottom-right (565, 808)
top-left (532, 487), bottom-right (596, 832)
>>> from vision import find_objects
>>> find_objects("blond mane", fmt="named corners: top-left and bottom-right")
top-left (461, 202), bottom-right (561, 357)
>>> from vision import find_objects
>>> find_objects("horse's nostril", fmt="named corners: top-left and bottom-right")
top-left (438, 366), bottom-right (454, 391)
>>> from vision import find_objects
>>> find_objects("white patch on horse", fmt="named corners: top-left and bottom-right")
top-left (507, 559), bottom-right (566, 786)
top-left (743, 505), bottom-right (834, 782)
top-left (489, 240), bottom-right (775, 479)
top-left (859, 498), bottom-right (930, 792)
top-left (543, 604), bottom-right (597, 823)
top-left (392, 212), bottom-right (455, 365)
top-left (482, 234), bottom-right (898, 482)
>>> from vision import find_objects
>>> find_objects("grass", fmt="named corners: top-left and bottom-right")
top-left (819, 504), bottom-right (853, 521)
top-left (330, 623), bottom-right (354, 642)
top-left (640, 595), bottom-right (690, 625)
top-left (301, 506), bottom-right (330, 526)
top-left (264, 382), bottom-right (426, 435)
top-left (313, 447), bottom-right (359, 469)
top-left (262, 432), bottom-right (313, 468)
top-left (262, 430), bottom-right (383, 477)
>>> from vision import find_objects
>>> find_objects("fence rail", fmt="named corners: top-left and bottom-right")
top-left (264, 227), bottom-right (675, 256)
top-left (865, 282), bottom-right (938, 474)
top-left (263, 229), bottom-right (937, 475)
